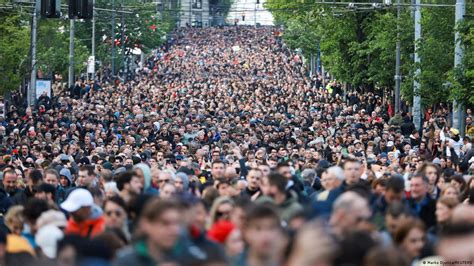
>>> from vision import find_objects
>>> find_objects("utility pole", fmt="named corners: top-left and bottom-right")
top-left (254, 0), bottom-right (257, 27)
top-left (453, 0), bottom-right (465, 135)
top-left (412, 0), bottom-right (422, 130)
top-left (394, 0), bottom-right (401, 113)
top-left (29, 0), bottom-right (39, 107)
top-left (68, 19), bottom-right (75, 89)
top-left (112, 0), bottom-right (116, 78)
top-left (91, 0), bottom-right (96, 80)
top-left (121, 0), bottom-right (125, 80)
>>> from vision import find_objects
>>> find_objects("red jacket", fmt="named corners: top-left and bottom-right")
top-left (65, 216), bottom-right (106, 238)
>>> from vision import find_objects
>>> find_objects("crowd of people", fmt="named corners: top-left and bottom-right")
top-left (0, 26), bottom-right (474, 266)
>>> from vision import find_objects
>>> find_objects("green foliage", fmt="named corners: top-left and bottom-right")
top-left (265, 0), bottom-right (473, 107)
top-left (0, 11), bottom-right (30, 93)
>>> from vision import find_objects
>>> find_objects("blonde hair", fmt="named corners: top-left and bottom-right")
top-left (5, 206), bottom-right (25, 230)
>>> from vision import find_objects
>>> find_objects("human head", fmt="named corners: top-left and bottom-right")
top-left (103, 196), bottom-right (127, 230)
top-left (409, 174), bottom-right (429, 201)
top-left (211, 160), bottom-right (226, 179)
top-left (441, 185), bottom-right (460, 200)
top-left (242, 204), bottom-right (283, 259)
top-left (60, 188), bottom-right (94, 223)
top-left (5, 206), bottom-right (24, 235)
top-left (436, 196), bottom-right (459, 224)
top-left (276, 162), bottom-right (292, 179)
top-left (139, 199), bottom-right (182, 250)
top-left (3, 170), bottom-right (18, 194)
top-left (115, 171), bottom-right (143, 195)
top-left (329, 191), bottom-right (371, 237)
top-left (246, 169), bottom-right (262, 191)
top-left (385, 202), bottom-right (412, 237)
top-left (209, 196), bottom-right (234, 228)
top-left (384, 176), bottom-right (405, 204)
top-left (78, 165), bottom-right (96, 187)
top-left (393, 218), bottom-right (425, 261)
top-left (44, 169), bottom-right (60, 187)
top-left (343, 159), bottom-right (362, 185)
top-left (321, 166), bottom-right (344, 191)
top-left (159, 183), bottom-right (176, 200)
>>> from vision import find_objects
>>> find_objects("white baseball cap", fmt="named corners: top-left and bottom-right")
top-left (60, 188), bottom-right (93, 212)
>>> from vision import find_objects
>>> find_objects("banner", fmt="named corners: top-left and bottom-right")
top-left (36, 79), bottom-right (52, 99)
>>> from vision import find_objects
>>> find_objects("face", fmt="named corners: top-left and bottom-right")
top-left (424, 166), bottom-right (438, 186)
top-left (385, 214), bottom-right (408, 236)
top-left (211, 163), bottom-right (225, 178)
top-left (129, 176), bottom-right (144, 194)
top-left (3, 172), bottom-right (20, 193)
top-left (60, 176), bottom-right (70, 187)
top-left (71, 206), bottom-right (91, 223)
top-left (243, 217), bottom-right (282, 258)
top-left (277, 166), bottom-right (292, 179)
top-left (321, 171), bottom-right (338, 190)
top-left (400, 228), bottom-right (425, 260)
top-left (247, 170), bottom-right (261, 190)
top-left (160, 184), bottom-right (176, 199)
top-left (258, 165), bottom-right (270, 177)
top-left (78, 170), bottom-right (94, 187)
top-left (344, 161), bottom-right (361, 185)
top-left (104, 201), bottom-right (127, 229)
top-left (385, 189), bottom-right (404, 204)
top-left (45, 173), bottom-right (59, 187)
top-left (436, 202), bottom-right (452, 223)
top-left (192, 203), bottom-right (207, 230)
top-left (216, 202), bottom-right (233, 222)
top-left (142, 209), bottom-right (181, 250)
top-left (410, 177), bottom-right (428, 201)
top-left (225, 229), bottom-right (244, 257)
top-left (443, 187), bottom-right (459, 199)
top-left (174, 178), bottom-right (184, 192)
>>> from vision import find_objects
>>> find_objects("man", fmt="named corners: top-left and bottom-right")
top-left (116, 171), bottom-right (143, 204)
top-left (372, 176), bottom-right (406, 230)
top-left (267, 172), bottom-right (303, 223)
top-left (60, 188), bottom-right (105, 238)
top-left (210, 160), bottom-right (226, 181)
top-left (241, 169), bottom-right (262, 199)
top-left (77, 165), bottom-right (98, 188)
top-left (407, 174), bottom-right (436, 228)
top-left (380, 202), bottom-right (412, 246)
top-left (343, 158), bottom-right (363, 187)
top-left (276, 162), bottom-right (304, 196)
top-left (44, 169), bottom-right (67, 204)
top-left (115, 199), bottom-right (205, 265)
top-left (235, 204), bottom-right (286, 266)
top-left (2, 170), bottom-right (26, 206)
top-left (329, 191), bottom-right (372, 239)
top-left (314, 166), bottom-right (344, 202)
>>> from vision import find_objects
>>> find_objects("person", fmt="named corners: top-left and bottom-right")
top-left (115, 199), bottom-right (197, 265)
top-left (77, 165), bottom-right (98, 189)
top-left (103, 195), bottom-right (130, 241)
top-left (393, 218), bottom-right (426, 265)
top-left (44, 169), bottom-right (67, 204)
top-left (379, 202), bottom-right (413, 246)
top-left (4, 205), bottom-right (24, 235)
top-left (60, 188), bottom-right (105, 238)
top-left (241, 169), bottom-right (262, 200)
top-left (329, 191), bottom-right (372, 239)
top-left (235, 204), bottom-right (286, 266)
top-left (159, 182), bottom-right (176, 199)
top-left (372, 176), bottom-right (406, 230)
top-left (2, 170), bottom-right (27, 206)
top-left (208, 196), bottom-right (234, 229)
top-left (207, 220), bottom-right (244, 260)
top-left (407, 174), bottom-right (437, 229)
top-left (115, 171), bottom-right (143, 204)
top-left (266, 172), bottom-right (303, 223)
top-left (431, 196), bottom-right (459, 234)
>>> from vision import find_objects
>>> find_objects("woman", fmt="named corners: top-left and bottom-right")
top-left (450, 175), bottom-right (467, 198)
top-left (103, 196), bottom-right (130, 241)
top-left (394, 218), bottom-right (426, 265)
top-left (207, 220), bottom-right (244, 261)
top-left (159, 182), bottom-right (176, 199)
top-left (207, 196), bottom-right (234, 229)
top-left (440, 185), bottom-right (460, 200)
top-left (435, 196), bottom-right (459, 232)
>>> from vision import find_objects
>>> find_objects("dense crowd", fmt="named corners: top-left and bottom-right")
top-left (0, 26), bottom-right (474, 266)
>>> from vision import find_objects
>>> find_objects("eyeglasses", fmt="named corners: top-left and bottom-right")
top-left (159, 179), bottom-right (170, 183)
top-left (106, 210), bottom-right (123, 218)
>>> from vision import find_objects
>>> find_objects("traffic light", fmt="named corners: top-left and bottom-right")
top-left (41, 0), bottom-right (61, 18)
top-left (68, 0), bottom-right (93, 19)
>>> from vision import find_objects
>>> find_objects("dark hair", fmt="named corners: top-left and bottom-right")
top-left (36, 183), bottom-right (56, 201)
top-left (79, 165), bottom-right (95, 176)
top-left (276, 161), bottom-right (290, 169)
top-left (115, 171), bottom-right (135, 191)
top-left (140, 198), bottom-right (181, 222)
top-left (29, 169), bottom-right (43, 184)
top-left (334, 230), bottom-right (377, 266)
top-left (104, 195), bottom-right (127, 212)
top-left (364, 247), bottom-right (410, 266)
top-left (343, 158), bottom-right (361, 169)
top-left (244, 203), bottom-right (280, 227)
top-left (44, 168), bottom-right (60, 179)
top-left (420, 163), bottom-right (441, 183)
top-left (386, 176), bottom-right (405, 193)
top-left (267, 172), bottom-right (287, 193)
top-left (386, 202), bottom-right (412, 218)
top-left (410, 173), bottom-right (429, 184)
top-left (23, 198), bottom-right (50, 223)
top-left (393, 218), bottom-right (425, 245)
top-left (211, 160), bottom-right (226, 167)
